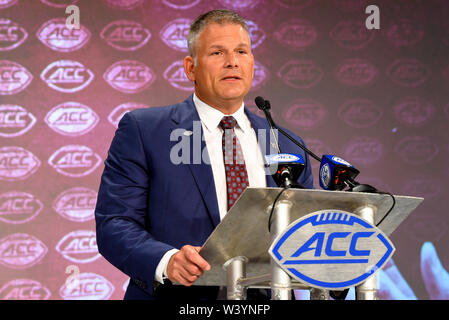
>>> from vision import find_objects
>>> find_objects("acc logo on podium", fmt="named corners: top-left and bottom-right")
top-left (269, 210), bottom-right (394, 289)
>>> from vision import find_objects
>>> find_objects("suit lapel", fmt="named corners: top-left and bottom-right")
top-left (170, 96), bottom-right (221, 227)
top-left (245, 109), bottom-right (278, 188)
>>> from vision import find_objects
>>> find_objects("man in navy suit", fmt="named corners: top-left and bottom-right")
top-left (95, 9), bottom-right (313, 300)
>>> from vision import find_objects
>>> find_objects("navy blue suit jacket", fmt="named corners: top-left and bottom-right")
top-left (95, 95), bottom-right (313, 299)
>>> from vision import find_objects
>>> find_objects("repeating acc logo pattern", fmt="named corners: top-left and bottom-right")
top-left (0, 146), bottom-right (40, 181)
top-left (59, 272), bottom-right (114, 300)
top-left (0, 191), bottom-right (43, 224)
top-left (0, 0), bottom-right (446, 301)
top-left (0, 105), bottom-right (36, 137)
top-left (0, 279), bottom-right (51, 300)
top-left (0, 60), bottom-right (33, 95)
top-left (48, 145), bottom-right (102, 178)
top-left (40, 60), bottom-right (94, 93)
top-left (100, 20), bottom-right (151, 51)
top-left (103, 60), bottom-right (155, 93)
top-left (45, 102), bottom-right (99, 136)
top-left (0, 233), bottom-right (48, 269)
top-left (37, 18), bottom-right (90, 52)
top-left (0, 18), bottom-right (28, 51)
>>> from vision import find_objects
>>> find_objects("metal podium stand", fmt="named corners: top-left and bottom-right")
top-left (195, 187), bottom-right (423, 300)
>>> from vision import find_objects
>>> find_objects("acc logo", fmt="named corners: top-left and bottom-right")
top-left (386, 58), bottom-right (430, 87)
top-left (283, 99), bottom-right (327, 129)
top-left (0, 18), bottom-right (28, 51)
top-left (100, 20), bottom-right (151, 51)
top-left (338, 99), bottom-right (383, 129)
top-left (246, 20), bottom-right (265, 49)
top-left (48, 145), bottom-right (102, 178)
top-left (40, 0), bottom-right (79, 8)
top-left (104, 60), bottom-right (155, 93)
top-left (268, 154), bottom-right (303, 162)
top-left (0, 60), bottom-right (32, 95)
top-left (37, 18), bottom-right (90, 52)
top-left (330, 21), bottom-right (375, 50)
top-left (343, 136), bottom-right (383, 166)
top-left (331, 156), bottom-right (352, 166)
top-left (274, 19), bottom-right (317, 50)
top-left (53, 187), bottom-right (97, 222)
top-left (251, 61), bottom-right (269, 90)
top-left (385, 19), bottom-right (424, 48)
top-left (56, 230), bottom-right (100, 263)
top-left (269, 210), bottom-right (394, 289)
top-left (335, 58), bottom-right (377, 87)
top-left (393, 97), bottom-right (434, 126)
top-left (45, 102), bottom-right (99, 136)
top-left (164, 60), bottom-right (193, 91)
top-left (394, 136), bottom-right (439, 165)
top-left (0, 233), bottom-right (48, 269)
top-left (162, 0), bottom-right (201, 9)
top-left (40, 60), bottom-right (94, 93)
top-left (108, 102), bottom-right (149, 128)
top-left (0, 146), bottom-right (40, 181)
top-left (160, 18), bottom-right (190, 52)
top-left (0, 279), bottom-right (51, 300)
top-left (0, 105), bottom-right (36, 137)
top-left (60, 272), bottom-right (115, 300)
top-left (0, 0), bottom-right (18, 9)
top-left (277, 60), bottom-right (323, 89)
top-left (0, 191), bottom-right (43, 225)
top-left (105, 0), bottom-right (143, 10)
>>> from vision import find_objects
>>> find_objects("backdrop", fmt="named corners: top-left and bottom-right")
top-left (0, 0), bottom-right (448, 300)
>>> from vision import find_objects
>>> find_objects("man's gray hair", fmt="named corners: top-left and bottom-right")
top-left (187, 9), bottom-right (250, 58)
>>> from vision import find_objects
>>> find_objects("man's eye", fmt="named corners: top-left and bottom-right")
top-left (211, 51), bottom-right (221, 55)
top-left (238, 50), bottom-right (247, 54)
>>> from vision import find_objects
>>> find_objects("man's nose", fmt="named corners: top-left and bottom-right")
top-left (225, 52), bottom-right (238, 68)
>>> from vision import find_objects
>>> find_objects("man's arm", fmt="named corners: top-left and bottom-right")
top-left (95, 111), bottom-right (174, 294)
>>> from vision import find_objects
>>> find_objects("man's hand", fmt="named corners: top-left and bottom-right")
top-left (166, 245), bottom-right (211, 286)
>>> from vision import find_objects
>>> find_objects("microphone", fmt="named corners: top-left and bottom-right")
top-left (256, 96), bottom-right (306, 188)
top-left (255, 96), bottom-right (377, 192)
top-left (255, 96), bottom-right (321, 162)
top-left (265, 153), bottom-right (305, 189)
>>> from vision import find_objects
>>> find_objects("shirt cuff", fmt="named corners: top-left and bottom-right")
top-left (154, 248), bottom-right (179, 284)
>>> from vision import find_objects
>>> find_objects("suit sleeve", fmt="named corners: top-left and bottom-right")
top-left (95, 111), bottom-right (174, 294)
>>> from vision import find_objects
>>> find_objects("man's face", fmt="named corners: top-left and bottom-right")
top-left (184, 23), bottom-right (254, 111)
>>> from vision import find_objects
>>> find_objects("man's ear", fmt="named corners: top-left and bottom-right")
top-left (184, 56), bottom-right (195, 82)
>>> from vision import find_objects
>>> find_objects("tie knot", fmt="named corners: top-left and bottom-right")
top-left (220, 116), bottom-right (237, 130)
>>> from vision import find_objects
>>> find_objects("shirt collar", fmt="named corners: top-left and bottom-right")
top-left (193, 93), bottom-right (250, 133)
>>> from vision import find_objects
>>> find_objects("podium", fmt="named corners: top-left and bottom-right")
top-left (195, 187), bottom-right (423, 300)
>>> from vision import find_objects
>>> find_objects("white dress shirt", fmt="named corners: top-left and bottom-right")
top-left (154, 94), bottom-right (267, 284)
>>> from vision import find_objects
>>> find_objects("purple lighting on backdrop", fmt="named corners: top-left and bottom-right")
top-left (0, 0), bottom-right (448, 300)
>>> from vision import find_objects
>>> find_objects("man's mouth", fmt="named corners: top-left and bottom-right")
top-left (222, 76), bottom-right (241, 80)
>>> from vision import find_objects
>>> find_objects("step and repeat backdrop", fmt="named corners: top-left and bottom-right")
top-left (0, 0), bottom-right (448, 300)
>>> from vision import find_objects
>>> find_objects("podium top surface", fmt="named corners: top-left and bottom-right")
top-left (195, 187), bottom-right (423, 286)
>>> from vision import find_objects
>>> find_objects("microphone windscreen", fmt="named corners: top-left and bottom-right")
top-left (255, 96), bottom-right (265, 110)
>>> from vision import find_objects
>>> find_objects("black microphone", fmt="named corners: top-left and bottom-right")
top-left (255, 96), bottom-right (378, 193)
top-left (255, 96), bottom-right (321, 162)
top-left (255, 96), bottom-right (306, 188)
